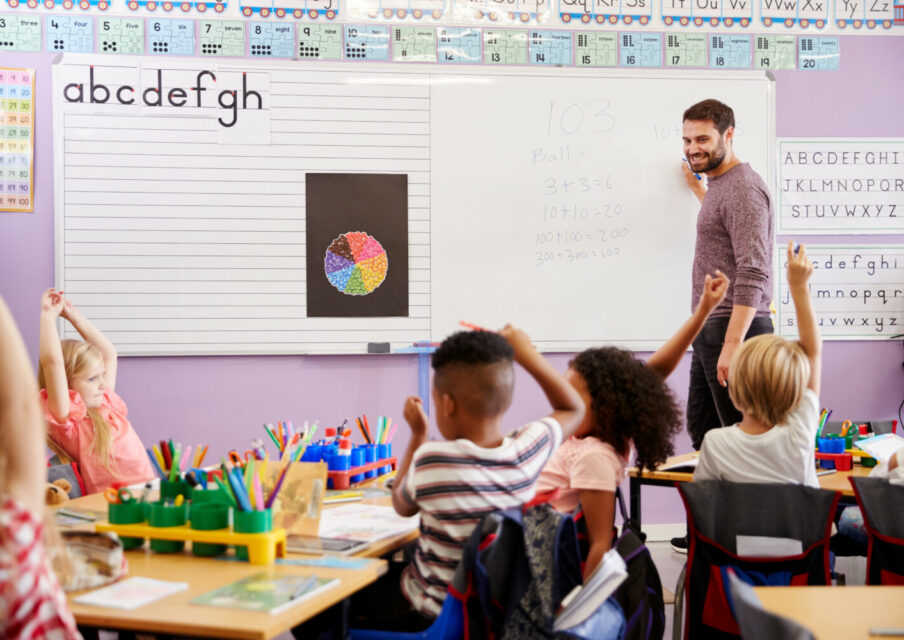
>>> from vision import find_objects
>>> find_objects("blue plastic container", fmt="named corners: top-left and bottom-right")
top-left (364, 444), bottom-right (377, 479)
top-left (350, 446), bottom-right (366, 483)
top-left (377, 443), bottom-right (392, 476)
top-left (817, 436), bottom-right (845, 469)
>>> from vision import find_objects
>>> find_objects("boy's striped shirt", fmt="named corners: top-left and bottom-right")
top-left (399, 417), bottom-right (562, 617)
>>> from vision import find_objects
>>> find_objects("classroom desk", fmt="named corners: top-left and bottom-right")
top-left (59, 489), bottom-right (417, 639)
top-left (753, 586), bottom-right (904, 639)
top-left (626, 452), bottom-right (873, 532)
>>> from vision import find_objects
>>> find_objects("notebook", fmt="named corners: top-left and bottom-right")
top-left (191, 572), bottom-right (338, 615)
top-left (73, 577), bottom-right (188, 610)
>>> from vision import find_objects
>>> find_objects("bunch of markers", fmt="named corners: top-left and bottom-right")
top-left (816, 408), bottom-right (834, 437)
top-left (355, 415), bottom-right (398, 446)
top-left (146, 439), bottom-right (209, 482)
top-left (207, 455), bottom-right (286, 513)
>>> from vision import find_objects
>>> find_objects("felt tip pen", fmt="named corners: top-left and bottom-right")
top-left (683, 158), bottom-right (702, 181)
top-left (869, 629), bottom-right (904, 637)
top-left (793, 242), bottom-right (801, 255)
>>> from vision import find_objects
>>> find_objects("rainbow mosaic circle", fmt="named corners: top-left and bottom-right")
top-left (325, 232), bottom-right (388, 296)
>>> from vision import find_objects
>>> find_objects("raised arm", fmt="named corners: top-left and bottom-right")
top-left (61, 297), bottom-right (118, 390)
top-left (786, 241), bottom-right (821, 395)
top-left (646, 271), bottom-right (729, 378)
top-left (0, 296), bottom-right (47, 514)
top-left (499, 325), bottom-right (585, 439)
top-left (39, 289), bottom-right (71, 423)
top-left (391, 396), bottom-right (428, 518)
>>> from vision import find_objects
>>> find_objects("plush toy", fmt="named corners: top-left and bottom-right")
top-left (46, 478), bottom-right (72, 505)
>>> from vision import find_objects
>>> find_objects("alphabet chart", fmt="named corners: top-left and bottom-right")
top-left (0, 67), bottom-right (34, 213)
top-left (777, 139), bottom-right (904, 235)
top-left (775, 245), bottom-right (904, 340)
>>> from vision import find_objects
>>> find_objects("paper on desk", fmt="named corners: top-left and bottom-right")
top-left (658, 454), bottom-right (699, 472)
top-left (318, 503), bottom-right (419, 542)
top-left (73, 576), bottom-right (188, 610)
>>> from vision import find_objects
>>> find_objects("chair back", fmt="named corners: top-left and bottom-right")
top-left (850, 476), bottom-right (904, 585)
top-left (678, 481), bottom-right (838, 640)
top-left (726, 570), bottom-right (815, 640)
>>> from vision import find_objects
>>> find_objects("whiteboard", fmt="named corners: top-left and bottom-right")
top-left (53, 55), bottom-right (773, 354)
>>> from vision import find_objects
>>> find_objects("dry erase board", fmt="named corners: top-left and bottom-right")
top-left (53, 54), bottom-right (774, 354)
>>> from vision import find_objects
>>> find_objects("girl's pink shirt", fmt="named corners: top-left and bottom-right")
top-left (39, 388), bottom-right (155, 494)
top-left (536, 435), bottom-right (628, 513)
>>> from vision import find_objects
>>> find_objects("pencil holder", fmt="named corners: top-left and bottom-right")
top-left (364, 444), bottom-right (377, 479)
top-left (326, 454), bottom-right (351, 489)
top-left (378, 444), bottom-right (392, 476)
top-left (160, 479), bottom-right (192, 501)
top-left (148, 501), bottom-right (189, 553)
top-left (191, 486), bottom-right (231, 506)
top-left (301, 445), bottom-right (323, 463)
top-left (817, 437), bottom-right (845, 469)
top-left (190, 503), bottom-right (230, 557)
top-left (233, 509), bottom-right (272, 561)
top-left (350, 447), bottom-right (365, 483)
top-left (108, 501), bottom-right (147, 550)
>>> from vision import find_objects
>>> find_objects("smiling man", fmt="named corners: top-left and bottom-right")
top-left (672, 99), bottom-right (775, 552)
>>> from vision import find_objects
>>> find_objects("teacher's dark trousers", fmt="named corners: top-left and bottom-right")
top-left (686, 315), bottom-right (774, 450)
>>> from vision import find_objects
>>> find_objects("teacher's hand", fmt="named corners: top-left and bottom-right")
top-left (716, 341), bottom-right (739, 387)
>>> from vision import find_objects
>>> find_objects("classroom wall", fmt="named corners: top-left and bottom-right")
top-left (2, 37), bottom-right (903, 525)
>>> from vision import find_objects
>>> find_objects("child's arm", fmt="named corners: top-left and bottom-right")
top-left (61, 297), bottom-right (119, 390)
top-left (645, 271), bottom-right (729, 378)
top-left (579, 489), bottom-right (616, 580)
top-left (391, 396), bottom-right (428, 518)
top-left (499, 325), bottom-right (585, 439)
top-left (0, 296), bottom-right (47, 514)
top-left (787, 241), bottom-right (821, 395)
top-left (39, 289), bottom-right (72, 423)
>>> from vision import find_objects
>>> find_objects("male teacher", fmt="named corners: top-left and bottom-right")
top-left (672, 99), bottom-right (775, 553)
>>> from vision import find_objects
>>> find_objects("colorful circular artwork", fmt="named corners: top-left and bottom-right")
top-left (324, 232), bottom-right (388, 296)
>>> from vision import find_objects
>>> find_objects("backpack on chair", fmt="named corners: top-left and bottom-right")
top-left (612, 488), bottom-right (666, 640)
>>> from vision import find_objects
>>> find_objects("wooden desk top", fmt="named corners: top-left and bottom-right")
top-left (67, 551), bottom-right (386, 639)
top-left (59, 487), bottom-right (416, 638)
top-left (754, 586), bottom-right (904, 640)
top-left (628, 452), bottom-right (872, 496)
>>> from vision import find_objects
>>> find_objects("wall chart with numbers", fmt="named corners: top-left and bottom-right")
top-left (52, 54), bottom-right (773, 354)
top-left (0, 67), bottom-right (34, 213)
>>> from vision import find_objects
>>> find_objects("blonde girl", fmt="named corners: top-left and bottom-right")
top-left (39, 289), bottom-right (153, 493)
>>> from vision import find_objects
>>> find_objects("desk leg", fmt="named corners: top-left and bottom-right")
top-left (629, 475), bottom-right (643, 538)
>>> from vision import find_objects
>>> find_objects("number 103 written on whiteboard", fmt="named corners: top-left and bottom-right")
top-left (547, 99), bottom-right (616, 136)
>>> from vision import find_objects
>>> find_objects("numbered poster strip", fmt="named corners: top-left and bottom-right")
top-left (775, 245), bottom-right (904, 340)
top-left (799, 35), bottom-right (838, 70)
top-left (0, 67), bottom-right (35, 213)
top-left (753, 34), bottom-right (795, 69)
top-left (0, 14), bottom-right (42, 51)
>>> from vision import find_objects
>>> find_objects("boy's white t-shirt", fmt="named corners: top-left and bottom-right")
top-left (694, 389), bottom-right (820, 488)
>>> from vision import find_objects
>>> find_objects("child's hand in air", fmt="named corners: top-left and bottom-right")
top-left (698, 270), bottom-right (729, 315)
top-left (403, 396), bottom-right (429, 438)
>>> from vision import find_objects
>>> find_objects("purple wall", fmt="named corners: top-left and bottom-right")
top-left (2, 40), bottom-right (903, 526)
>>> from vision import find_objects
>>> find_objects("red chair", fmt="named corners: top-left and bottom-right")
top-left (849, 476), bottom-right (904, 585)
top-left (676, 481), bottom-right (838, 640)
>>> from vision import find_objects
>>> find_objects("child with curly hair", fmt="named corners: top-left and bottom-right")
top-left (537, 272), bottom-right (729, 578)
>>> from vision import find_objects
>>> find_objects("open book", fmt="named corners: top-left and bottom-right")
top-left (553, 548), bottom-right (627, 631)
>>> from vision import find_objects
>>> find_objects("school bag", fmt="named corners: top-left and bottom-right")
top-left (611, 489), bottom-right (667, 640)
top-left (448, 498), bottom-right (625, 640)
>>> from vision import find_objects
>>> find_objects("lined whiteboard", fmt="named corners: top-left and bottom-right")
top-left (53, 55), bottom-right (773, 354)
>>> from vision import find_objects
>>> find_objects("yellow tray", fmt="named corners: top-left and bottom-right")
top-left (96, 522), bottom-right (287, 565)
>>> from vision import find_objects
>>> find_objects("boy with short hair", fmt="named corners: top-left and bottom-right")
top-left (694, 241), bottom-right (821, 487)
top-left (392, 325), bottom-right (585, 622)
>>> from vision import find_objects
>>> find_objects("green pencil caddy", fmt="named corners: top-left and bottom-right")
top-left (233, 509), bottom-right (272, 561)
top-left (190, 503), bottom-right (230, 557)
top-left (107, 501), bottom-right (147, 550)
top-left (160, 479), bottom-right (192, 501)
top-left (148, 501), bottom-right (189, 553)
top-left (191, 486), bottom-right (230, 506)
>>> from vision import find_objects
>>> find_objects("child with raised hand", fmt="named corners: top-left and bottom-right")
top-left (695, 241), bottom-right (822, 487)
top-left (536, 271), bottom-right (729, 579)
top-left (387, 325), bottom-right (584, 626)
top-left (0, 295), bottom-right (82, 639)
top-left (39, 288), bottom-right (153, 493)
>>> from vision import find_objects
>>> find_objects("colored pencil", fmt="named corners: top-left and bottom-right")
top-left (152, 444), bottom-right (166, 472)
top-left (180, 446), bottom-right (192, 473)
top-left (265, 462), bottom-right (291, 509)
top-left (385, 421), bottom-right (399, 444)
top-left (263, 423), bottom-right (281, 451)
top-left (197, 445), bottom-right (209, 467)
top-left (213, 474), bottom-right (239, 508)
top-left (146, 448), bottom-right (165, 479)
top-left (252, 473), bottom-right (264, 512)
